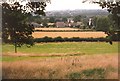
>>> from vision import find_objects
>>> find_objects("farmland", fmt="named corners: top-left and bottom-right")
top-left (35, 28), bottom-right (81, 31)
top-left (2, 42), bottom-right (118, 79)
top-left (2, 28), bottom-right (118, 79)
top-left (2, 42), bottom-right (118, 55)
top-left (2, 1), bottom-right (119, 79)
top-left (33, 32), bottom-right (107, 38)
top-left (33, 28), bottom-right (107, 38)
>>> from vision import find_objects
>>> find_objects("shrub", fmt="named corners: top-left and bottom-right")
top-left (34, 36), bottom-right (53, 42)
top-left (68, 68), bottom-right (106, 79)
top-left (53, 36), bottom-right (64, 42)
top-left (34, 36), bottom-right (108, 43)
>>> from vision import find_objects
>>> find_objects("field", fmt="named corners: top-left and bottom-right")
top-left (33, 32), bottom-right (107, 38)
top-left (2, 42), bottom-right (118, 79)
top-left (35, 28), bottom-right (81, 31)
top-left (33, 28), bottom-right (107, 38)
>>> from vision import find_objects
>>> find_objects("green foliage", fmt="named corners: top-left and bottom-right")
top-left (68, 68), bottom-right (106, 79)
top-left (53, 36), bottom-right (64, 42)
top-left (68, 72), bottom-right (81, 79)
top-left (95, 16), bottom-right (111, 32)
top-left (33, 16), bottom-right (42, 24)
top-left (2, 3), bottom-right (34, 46)
top-left (62, 17), bottom-right (67, 22)
top-left (93, 16), bottom-right (98, 28)
top-left (34, 36), bottom-right (110, 43)
top-left (82, 18), bottom-right (88, 29)
top-left (2, 57), bottom-right (31, 62)
top-left (94, 1), bottom-right (120, 28)
top-left (2, 42), bottom-right (118, 55)
top-left (49, 17), bottom-right (55, 23)
top-left (2, 1), bottom-right (48, 52)
top-left (73, 15), bottom-right (82, 22)
top-left (92, 1), bottom-right (120, 44)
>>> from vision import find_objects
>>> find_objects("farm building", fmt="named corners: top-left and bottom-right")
top-left (47, 23), bottom-right (55, 27)
top-left (56, 22), bottom-right (65, 27)
top-left (67, 18), bottom-right (74, 23)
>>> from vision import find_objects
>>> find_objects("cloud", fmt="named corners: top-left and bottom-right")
top-left (46, 0), bottom-right (101, 11)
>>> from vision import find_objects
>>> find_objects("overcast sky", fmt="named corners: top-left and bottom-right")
top-left (46, 0), bottom-right (102, 11)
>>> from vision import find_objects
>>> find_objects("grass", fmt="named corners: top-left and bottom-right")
top-left (2, 42), bottom-right (118, 79)
top-left (68, 68), bottom-right (106, 79)
top-left (2, 56), bottom-right (64, 62)
top-left (2, 56), bottom-right (36, 62)
top-left (2, 42), bottom-right (118, 55)
top-left (2, 54), bottom-right (118, 79)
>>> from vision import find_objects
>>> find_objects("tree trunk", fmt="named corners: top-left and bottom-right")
top-left (14, 42), bottom-right (17, 53)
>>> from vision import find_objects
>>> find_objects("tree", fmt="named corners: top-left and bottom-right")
top-left (2, 1), bottom-right (49, 53)
top-left (95, 16), bottom-right (112, 31)
top-left (83, 0), bottom-right (120, 44)
top-left (33, 16), bottom-right (42, 24)
top-left (62, 17), bottom-right (67, 22)
top-left (94, 1), bottom-right (120, 44)
top-left (73, 15), bottom-right (82, 22)
top-left (82, 18), bottom-right (88, 29)
top-left (92, 16), bottom-right (97, 28)
top-left (93, 1), bottom-right (120, 28)
top-left (49, 17), bottom-right (55, 23)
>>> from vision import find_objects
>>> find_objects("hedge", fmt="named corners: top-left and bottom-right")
top-left (34, 36), bottom-right (107, 43)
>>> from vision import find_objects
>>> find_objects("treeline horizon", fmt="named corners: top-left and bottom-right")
top-left (34, 36), bottom-right (119, 43)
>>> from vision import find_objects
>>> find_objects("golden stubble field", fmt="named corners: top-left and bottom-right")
top-left (2, 54), bottom-right (118, 79)
top-left (33, 28), bottom-right (107, 38)
top-left (33, 32), bottom-right (107, 38)
top-left (35, 28), bottom-right (81, 31)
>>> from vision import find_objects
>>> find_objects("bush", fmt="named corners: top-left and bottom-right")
top-left (34, 36), bottom-right (108, 43)
top-left (68, 68), bottom-right (106, 79)
top-left (112, 32), bottom-right (120, 41)
top-left (34, 36), bottom-right (53, 43)
top-left (53, 36), bottom-right (64, 42)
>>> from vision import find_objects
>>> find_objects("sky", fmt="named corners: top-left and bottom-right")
top-left (46, 0), bottom-right (102, 11)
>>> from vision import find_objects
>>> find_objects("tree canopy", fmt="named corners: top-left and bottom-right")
top-left (93, 16), bottom-right (113, 31)
top-left (73, 15), bottom-right (81, 22)
top-left (2, 1), bottom-right (49, 52)
top-left (83, 0), bottom-right (120, 44)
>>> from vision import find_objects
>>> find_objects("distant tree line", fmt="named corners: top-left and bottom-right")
top-left (34, 36), bottom-right (120, 43)
top-left (83, 0), bottom-right (120, 44)
top-left (93, 15), bottom-right (114, 32)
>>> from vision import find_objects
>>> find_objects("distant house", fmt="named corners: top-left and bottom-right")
top-left (56, 22), bottom-right (65, 27)
top-left (47, 23), bottom-right (55, 27)
top-left (65, 22), bottom-right (84, 28)
top-left (67, 18), bottom-right (74, 23)
top-left (65, 22), bottom-right (77, 27)
top-left (65, 22), bottom-right (71, 27)
top-left (76, 22), bottom-right (85, 28)
top-left (71, 23), bottom-right (77, 27)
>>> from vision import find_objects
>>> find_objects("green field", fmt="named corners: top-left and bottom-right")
top-left (2, 42), bottom-right (118, 55)
top-left (2, 42), bottom-right (118, 61)
top-left (2, 42), bottom-right (118, 79)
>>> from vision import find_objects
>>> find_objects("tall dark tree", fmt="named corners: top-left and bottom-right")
top-left (83, 0), bottom-right (120, 44)
top-left (93, 1), bottom-right (120, 28)
top-left (94, 1), bottom-right (120, 44)
top-left (49, 17), bottom-right (55, 23)
top-left (95, 16), bottom-right (112, 31)
top-left (62, 17), bottom-right (67, 22)
top-left (2, 1), bottom-right (49, 53)
top-left (73, 15), bottom-right (81, 22)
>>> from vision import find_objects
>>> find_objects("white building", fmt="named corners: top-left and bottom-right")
top-left (88, 18), bottom-right (92, 26)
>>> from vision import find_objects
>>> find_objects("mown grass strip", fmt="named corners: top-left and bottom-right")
top-left (2, 42), bottom-right (118, 55)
